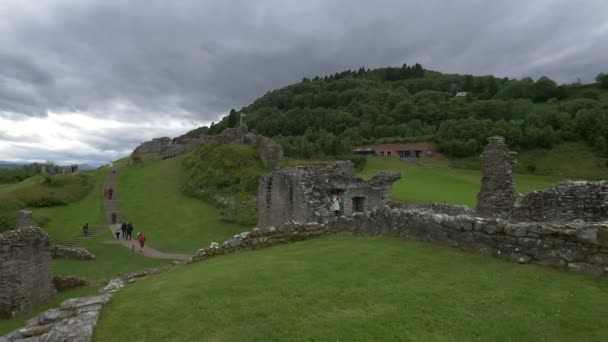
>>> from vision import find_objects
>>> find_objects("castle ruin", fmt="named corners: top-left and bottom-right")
top-left (257, 161), bottom-right (400, 228)
top-left (0, 210), bottom-right (56, 319)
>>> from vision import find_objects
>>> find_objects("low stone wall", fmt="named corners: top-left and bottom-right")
top-left (390, 202), bottom-right (475, 216)
top-left (188, 207), bottom-right (608, 276)
top-left (510, 180), bottom-right (608, 222)
top-left (0, 226), bottom-right (56, 319)
top-left (331, 207), bottom-right (608, 275)
top-left (188, 222), bottom-right (327, 263)
top-left (51, 245), bottom-right (96, 260)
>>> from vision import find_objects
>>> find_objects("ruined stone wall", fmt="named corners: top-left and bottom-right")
top-left (476, 136), bottom-right (517, 217)
top-left (132, 137), bottom-right (172, 155)
top-left (331, 207), bottom-right (608, 275)
top-left (257, 162), bottom-right (399, 228)
top-left (510, 181), bottom-right (608, 222)
top-left (0, 226), bottom-right (56, 318)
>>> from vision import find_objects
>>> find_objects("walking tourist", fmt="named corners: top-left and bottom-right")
top-left (127, 222), bottom-right (133, 240)
top-left (121, 222), bottom-right (127, 239)
top-left (111, 211), bottom-right (117, 224)
top-left (115, 227), bottom-right (121, 240)
top-left (108, 187), bottom-right (114, 200)
top-left (83, 223), bottom-right (89, 237)
top-left (330, 194), bottom-right (341, 216)
top-left (103, 188), bottom-right (107, 198)
top-left (137, 232), bottom-right (146, 252)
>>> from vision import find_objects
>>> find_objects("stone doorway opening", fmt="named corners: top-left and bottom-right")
top-left (352, 196), bottom-right (366, 212)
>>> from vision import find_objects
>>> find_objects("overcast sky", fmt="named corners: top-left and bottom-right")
top-left (1, 0), bottom-right (607, 165)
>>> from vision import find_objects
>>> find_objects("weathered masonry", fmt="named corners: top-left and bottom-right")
top-left (0, 210), bottom-right (56, 319)
top-left (257, 162), bottom-right (400, 228)
top-left (476, 136), bottom-right (517, 218)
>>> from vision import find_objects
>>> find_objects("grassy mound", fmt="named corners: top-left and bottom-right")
top-left (0, 173), bottom-right (95, 232)
top-left (95, 235), bottom-right (608, 341)
top-left (183, 143), bottom-right (268, 226)
top-left (359, 157), bottom-right (561, 206)
top-left (118, 156), bottom-right (247, 253)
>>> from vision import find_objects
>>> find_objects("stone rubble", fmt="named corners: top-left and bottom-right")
top-left (51, 245), bottom-right (96, 260)
top-left (52, 276), bottom-right (90, 292)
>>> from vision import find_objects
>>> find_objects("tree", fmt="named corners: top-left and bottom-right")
top-left (227, 109), bottom-right (239, 128)
top-left (596, 73), bottom-right (608, 89)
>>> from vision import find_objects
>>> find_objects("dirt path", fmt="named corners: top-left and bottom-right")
top-left (103, 168), bottom-right (190, 261)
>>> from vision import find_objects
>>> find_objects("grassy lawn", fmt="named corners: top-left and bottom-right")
top-left (117, 156), bottom-right (247, 253)
top-left (0, 286), bottom-right (99, 336)
top-left (32, 169), bottom-right (107, 242)
top-left (359, 157), bottom-right (562, 206)
top-left (95, 235), bottom-right (608, 341)
top-left (52, 233), bottom-right (169, 281)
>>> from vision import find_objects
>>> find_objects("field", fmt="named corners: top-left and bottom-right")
top-left (452, 142), bottom-right (607, 180)
top-left (95, 235), bottom-right (608, 341)
top-left (359, 157), bottom-right (562, 206)
top-left (117, 156), bottom-right (247, 253)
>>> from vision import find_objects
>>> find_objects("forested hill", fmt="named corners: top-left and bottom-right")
top-left (188, 64), bottom-right (608, 158)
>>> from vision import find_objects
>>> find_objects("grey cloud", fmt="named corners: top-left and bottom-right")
top-left (1, 0), bottom-right (607, 163)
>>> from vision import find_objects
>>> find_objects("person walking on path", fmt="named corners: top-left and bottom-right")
top-left (111, 211), bottom-right (118, 224)
top-left (121, 222), bottom-right (127, 239)
top-left (330, 194), bottom-right (341, 216)
top-left (108, 187), bottom-right (114, 200)
top-left (83, 223), bottom-right (89, 237)
top-left (126, 222), bottom-right (133, 240)
top-left (115, 226), bottom-right (121, 240)
top-left (137, 232), bottom-right (146, 252)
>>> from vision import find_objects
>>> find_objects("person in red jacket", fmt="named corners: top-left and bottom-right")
top-left (137, 232), bottom-right (146, 252)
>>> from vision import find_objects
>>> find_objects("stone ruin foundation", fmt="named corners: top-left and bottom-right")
top-left (133, 126), bottom-right (284, 169)
top-left (257, 161), bottom-right (400, 228)
top-left (0, 210), bottom-right (56, 319)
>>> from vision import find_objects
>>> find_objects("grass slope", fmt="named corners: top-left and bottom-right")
top-left (359, 157), bottom-right (561, 206)
top-left (95, 235), bottom-right (608, 341)
top-left (117, 156), bottom-right (247, 253)
top-left (32, 170), bottom-right (107, 242)
top-left (0, 175), bottom-right (43, 194)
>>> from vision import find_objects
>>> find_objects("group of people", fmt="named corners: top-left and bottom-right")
top-left (114, 221), bottom-right (134, 240)
top-left (104, 187), bottom-right (114, 200)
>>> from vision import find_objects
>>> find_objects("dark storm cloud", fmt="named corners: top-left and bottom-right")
top-left (1, 0), bottom-right (607, 163)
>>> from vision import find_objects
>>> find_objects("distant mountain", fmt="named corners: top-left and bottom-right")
top-left (0, 161), bottom-right (24, 169)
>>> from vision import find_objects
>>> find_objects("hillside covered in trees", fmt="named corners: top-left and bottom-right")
top-left (187, 65), bottom-right (608, 159)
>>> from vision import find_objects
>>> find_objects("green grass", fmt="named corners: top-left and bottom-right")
top-left (453, 142), bottom-right (607, 180)
top-left (95, 235), bottom-right (608, 341)
top-left (118, 156), bottom-right (247, 253)
top-left (0, 286), bottom-right (99, 336)
top-left (359, 157), bottom-right (561, 206)
top-left (52, 233), bottom-right (169, 280)
top-left (32, 169), bottom-right (107, 242)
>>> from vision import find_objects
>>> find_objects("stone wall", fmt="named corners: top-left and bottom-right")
top-left (0, 223), bottom-right (56, 318)
top-left (190, 205), bottom-right (608, 276)
top-left (476, 136), bottom-right (517, 217)
top-left (257, 162), bottom-right (400, 228)
top-left (331, 207), bottom-right (608, 275)
top-left (132, 137), bottom-right (171, 155)
top-left (510, 180), bottom-right (608, 222)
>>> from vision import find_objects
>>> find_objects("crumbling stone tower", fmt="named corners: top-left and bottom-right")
top-left (476, 136), bottom-right (517, 217)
